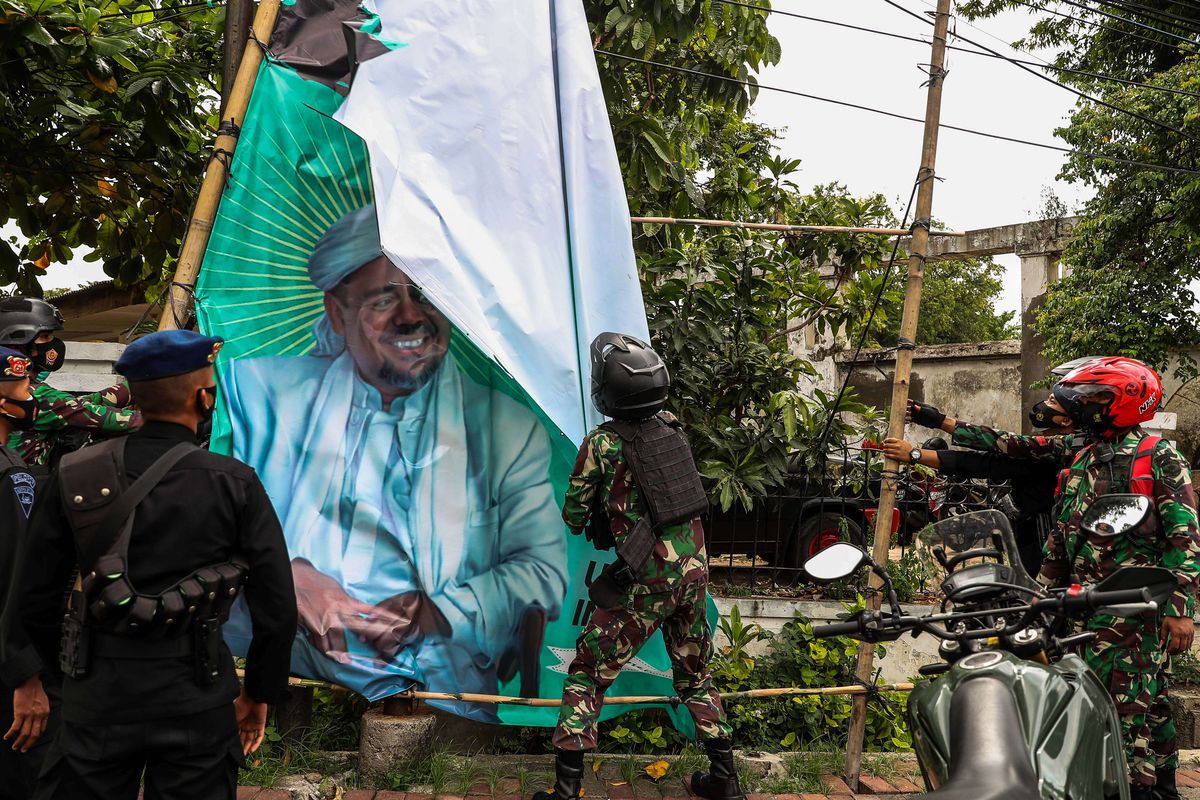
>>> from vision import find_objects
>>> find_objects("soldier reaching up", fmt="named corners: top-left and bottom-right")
top-left (533, 333), bottom-right (742, 800)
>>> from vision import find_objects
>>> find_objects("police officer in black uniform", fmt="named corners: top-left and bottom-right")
top-left (0, 346), bottom-right (54, 799)
top-left (3, 330), bottom-right (297, 800)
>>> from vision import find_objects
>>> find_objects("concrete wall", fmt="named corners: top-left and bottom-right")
top-left (836, 340), bottom-right (1025, 443)
top-left (43, 341), bottom-right (125, 394)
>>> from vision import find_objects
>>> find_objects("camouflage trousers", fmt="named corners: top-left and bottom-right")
top-left (551, 577), bottom-right (732, 751)
top-left (1086, 633), bottom-right (1177, 786)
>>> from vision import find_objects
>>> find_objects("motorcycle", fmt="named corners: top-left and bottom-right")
top-left (804, 495), bottom-right (1178, 800)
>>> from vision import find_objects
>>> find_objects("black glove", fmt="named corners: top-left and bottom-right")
top-left (908, 399), bottom-right (946, 429)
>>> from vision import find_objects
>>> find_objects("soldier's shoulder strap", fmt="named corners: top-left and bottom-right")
top-left (1130, 433), bottom-right (1162, 500)
top-left (599, 418), bottom-right (641, 441)
top-left (59, 439), bottom-right (196, 570)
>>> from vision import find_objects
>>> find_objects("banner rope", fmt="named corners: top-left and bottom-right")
top-left (238, 671), bottom-right (914, 706)
top-left (629, 216), bottom-right (964, 237)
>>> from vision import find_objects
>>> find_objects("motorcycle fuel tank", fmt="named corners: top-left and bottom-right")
top-left (908, 650), bottom-right (1128, 800)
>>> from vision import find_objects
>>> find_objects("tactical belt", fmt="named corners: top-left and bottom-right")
top-left (91, 632), bottom-right (193, 660)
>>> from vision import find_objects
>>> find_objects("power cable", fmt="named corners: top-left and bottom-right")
top-left (1075, 0), bottom-right (1200, 34)
top-left (98, 1), bottom-right (223, 21)
top-left (596, 49), bottom-right (1200, 175)
top-left (716, 0), bottom-right (1200, 101)
top-left (1048, 0), bottom-right (1200, 41)
top-left (882, 0), bottom-right (1200, 144)
top-left (1003, 0), bottom-right (1196, 49)
top-left (814, 177), bottom-right (920, 463)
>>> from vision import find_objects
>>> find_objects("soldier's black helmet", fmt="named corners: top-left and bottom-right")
top-left (589, 332), bottom-right (669, 419)
top-left (0, 297), bottom-right (65, 346)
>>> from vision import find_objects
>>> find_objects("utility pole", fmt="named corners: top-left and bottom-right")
top-left (842, 0), bottom-right (953, 788)
top-left (221, 0), bottom-right (255, 115)
top-left (160, 0), bottom-right (282, 331)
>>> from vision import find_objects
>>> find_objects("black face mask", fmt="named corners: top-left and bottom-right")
top-left (1029, 400), bottom-right (1066, 429)
top-left (30, 337), bottom-right (65, 373)
top-left (197, 386), bottom-right (217, 422)
top-left (1, 394), bottom-right (38, 430)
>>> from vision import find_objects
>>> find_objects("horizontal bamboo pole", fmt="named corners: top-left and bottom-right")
top-left (631, 216), bottom-right (965, 237)
top-left (249, 670), bottom-right (914, 706)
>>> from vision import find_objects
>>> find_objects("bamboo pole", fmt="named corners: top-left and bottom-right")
top-left (630, 216), bottom-right (965, 237)
top-left (842, 0), bottom-right (952, 790)
top-left (158, 0), bottom-right (283, 331)
top-left (250, 671), bottom-right (915, 706)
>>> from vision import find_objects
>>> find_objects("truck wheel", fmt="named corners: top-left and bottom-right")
top-left (789, 512), bottom-right (863, 569)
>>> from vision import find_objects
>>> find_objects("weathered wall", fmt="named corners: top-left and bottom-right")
top-left (835, 341), bottom-right (1025, 442)
top-left (45, 341), bottom-right (125, 394)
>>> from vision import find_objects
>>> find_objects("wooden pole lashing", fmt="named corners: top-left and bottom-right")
top-left (842, 0), bottom-right (953, 789)
top-left (159, 0), bottom-right (283, 331)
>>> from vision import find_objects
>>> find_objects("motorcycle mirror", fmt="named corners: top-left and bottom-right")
top-left (1080, 494), bottom-right (1152, 538)
top-left (804, 542), bottom-right (868, 582)
top-left (1094, 566), bottom-right (1177, 612)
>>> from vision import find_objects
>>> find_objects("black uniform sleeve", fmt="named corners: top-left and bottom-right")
top-left (936, 449), bottom-right (1036, 482)
top-left (237, 471), bottom-right (297, 705)
top-left (0, 476), bottom-right (75, 686)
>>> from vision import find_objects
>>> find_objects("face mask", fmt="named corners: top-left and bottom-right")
top-left (1029, 400), bottom-right (1067, 429)
top-left (0, 394), bottom-right (38, 430)
top-left (30, 337), bottom-right (65, 373)
top-left (197, 386), bottom-right (217, 422)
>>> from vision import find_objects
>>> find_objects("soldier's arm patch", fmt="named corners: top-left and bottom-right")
top-left (9, 471), bottom-right (34, 519)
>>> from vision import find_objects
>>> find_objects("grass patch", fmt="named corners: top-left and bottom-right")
top-left (754, 750), bottom-right (845, 795)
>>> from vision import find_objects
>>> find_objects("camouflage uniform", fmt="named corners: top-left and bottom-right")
top-left (953, 423), bottom-right (1200, 786)
top-left (552, 418), bottom-right (731, 751)
top-left (7, 376), bottom-right (141, 467)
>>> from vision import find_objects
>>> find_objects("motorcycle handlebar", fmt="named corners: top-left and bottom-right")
top-left (1060, 586), bottom-right (1152, 612)
top-left (812, 619), bottom-right (863, 638)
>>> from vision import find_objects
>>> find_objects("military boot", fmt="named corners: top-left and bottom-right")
top-left (532, 749), bottom-right (585, 800)
top-left (1131, 783), bottom-right (1156, 800)
top-left (690, 739), bottom-right (746, 800)
top-left (1153, 769), bottom-right (1181, 800)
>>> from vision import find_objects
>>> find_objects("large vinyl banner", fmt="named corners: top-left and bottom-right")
top-left (196, 0), bottom-right (686, 728)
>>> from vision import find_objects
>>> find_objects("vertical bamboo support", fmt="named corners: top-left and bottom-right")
top-left (842, 0), bottom-right (953, 788)
top-left (159, 0), bottom-right (283, 331)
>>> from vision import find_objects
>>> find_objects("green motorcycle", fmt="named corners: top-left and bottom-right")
top-left (804, 497), bottom-right (1177, 800)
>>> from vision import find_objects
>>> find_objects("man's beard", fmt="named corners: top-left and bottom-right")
top-left (379, 360), bottom-right (438, 393)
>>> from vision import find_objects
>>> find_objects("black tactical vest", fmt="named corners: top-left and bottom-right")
top-left (600, 414), bottom-right (708, 527)
top-left (58, 439), bottom-right (248, 638)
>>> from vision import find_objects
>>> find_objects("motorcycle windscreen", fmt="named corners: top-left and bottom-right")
top-left (918, 509), bottom-right (1031, 583)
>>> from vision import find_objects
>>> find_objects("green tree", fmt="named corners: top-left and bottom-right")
top-left (0, 0), bottom-right (222, 295)
top-left (867, 256), bottom-right (1018, 348)
top-left (958, 1), bottom-right (1200, 378)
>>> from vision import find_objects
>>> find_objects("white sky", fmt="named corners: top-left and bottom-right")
top-left (750, 1), bottom-right (1089, 318)
top-left (24, 1), bottom-right (1085, 319)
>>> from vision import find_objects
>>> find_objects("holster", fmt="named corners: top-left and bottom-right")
top-left (59, 589), bottom-right (91, 680)
top-left (589, 559), bottom-right (635, 608)
top-left (193, 616), bottom-right (222, 687)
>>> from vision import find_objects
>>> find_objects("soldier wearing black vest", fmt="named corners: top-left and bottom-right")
top-left (533, 334), bottom-right (741, 800)
top-left (0, 346), bottom-right (54, 799)
top-left (4, 330), bottom-right (297, 800)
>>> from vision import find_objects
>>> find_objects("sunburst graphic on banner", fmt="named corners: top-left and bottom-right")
top-left (195, 61), bottom-right (372, 363)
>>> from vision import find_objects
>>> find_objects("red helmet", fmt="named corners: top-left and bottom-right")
top-left (1051, 356), bottom-right (1163, 432)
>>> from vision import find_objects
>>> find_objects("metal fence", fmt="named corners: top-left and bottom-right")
top-left (703, 443), bottom-right (1012, 594)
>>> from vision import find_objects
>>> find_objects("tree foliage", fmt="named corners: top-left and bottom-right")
top-left (0, 0), bottom-right (223, 294)
top-left (959, 1), bottom-right (1200, 378)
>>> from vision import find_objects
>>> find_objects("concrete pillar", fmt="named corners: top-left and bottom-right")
top-left (1018, 251), bottom-right (1059, 433)
top-left (357, 708), bottom-right (437, 779)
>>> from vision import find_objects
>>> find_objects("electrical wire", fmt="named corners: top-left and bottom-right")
top-left (814, 177), bottom-right (920, 462)
top-left (881, 0), bottom-right (1200, 145)
top-left (1003, 0), bottom-right (1196, 49)
top-left (595, 49), bottom-right (1200, 175)
top-left (1049, 0), bottom-right (1200, 41)
top-left (1074, 0), bottom-right (1200, 34)
top-left (98, 1), bottom-right (223, 21)
top-left (714, 0), bottom-right (1200, 101)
